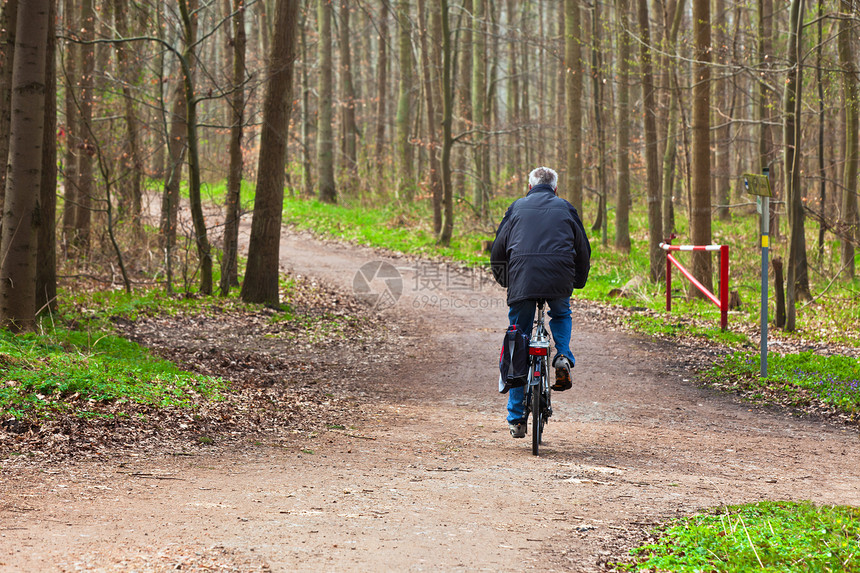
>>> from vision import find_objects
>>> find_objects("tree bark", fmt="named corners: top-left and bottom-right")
top-left (660, 0), bottom-right (685, 240)
top-left (73, 0), bottom-right (95, 251)
top-left (114, 0), bottom-right (142, 227)
top-left (417, 0), bottom-right (442, 234)
top-left (713, 0), bottom-right (731, 222)
top-left (590, 0), bottom-right (607, 246)
top-left (472, 0), bottom-right (487, 214)
top-left (177, 0), bottom-right (212, 295)
top-left (838, 14), bottom-right (858, 279)
top-left (395, 0), bottom-right (413, 199)
top-left (0, 0), bottom-right (18, 211)
top-left (221, 0), bottom-right (246, 295)
top-left (1, 0), bottom-right (49, 332)
top-left (614, 0), bottom-right (631, 252)
top-left (36, 0), bottom-right (57, 316)
top-left (784, 0), bottom-right (809, 332)
top-left (689, 0), bottom-right (712, 293)
top-left (317, 0), bottom-right (336, 203)
top-left (339, 0), bottom-right (358, 183)
top-left (455, 0), bottom-right (472, 200)
top-left (564, 0), bottom-right (582, 212)
top-left (438, 0), bottom-right (454, 246)
top-left (374, 1), bottom-right (389, 180)
top-left (638, 0), bottom-right (664, 282)
top-left (241, 0), bottom-right (301, 306)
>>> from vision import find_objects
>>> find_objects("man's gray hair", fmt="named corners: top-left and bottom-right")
top-left (528, 166), bottom-right (558, 189)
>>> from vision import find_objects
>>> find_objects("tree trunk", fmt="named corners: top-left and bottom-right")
top-left (1, 0), bottom-right (49, 332)
top-left (590, 0), bottom-right (607, 246)
top-left (374, 1), bottom-right (388, 181)
top-left (73, 0), bottom-right (95, 251)
top-left (816, 0), bottom-right (826, 260)
top-left (300, 2), bottom-right (313, 196)
top-left (36, 0), bottom-right (57, 316)
top-left (564, 0), bottom-right (582, 212)
top-left (160, 84), bottom-right (188, 293)
top-left (241, 0), bottom-right (301, 306)
top-left (61, 0), bottom-right (78, 248)
top-left (438, 0), bottom-right (454, 246)
top-left (114, 0), bottom-right (142, 227)
top-left (689, 0), bottom-right (712, 294)
top-left (395, 0), bottom-right (413, 199)
top-left (638, 0), bottom-right (664, 282)
top-left (176, 0), bottom-right (212, 295)
top-left (221, 0), bottom-right (246, 295)
top-left (660, 0), bottom-right (685, 241)
top-left (506, 0), bottom-right (519, 176)
top-left (0, 0), bottom-right (18, 210)
top-left (317, 0), bottom-right (336, 203)
top-left (614, 0), bottom-right (631, 251)
top-left (758, 0), bottom-right (777, 237)
top-left (472, 0), bottom-right (487, 214)
top-left (455, 0), bottom-right (472, 200)
top-left (713, 0), bottom-right (731, 222)
top-left (339, 0), bottom-right (357, 184)
top-left (417, 0), bottom-right (442, 234)
top-left (838, 15), bottom-right (858, 279)
top-left (772, 256), bottom-right (785, 328)
top-left (784, 0), bottom-right (809, 331)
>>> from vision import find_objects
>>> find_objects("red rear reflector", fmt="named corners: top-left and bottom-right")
top-left (529, 347), bottom-right (548, 356)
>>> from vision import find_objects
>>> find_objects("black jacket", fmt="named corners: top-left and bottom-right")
top-left (490, 184), bottom-right (591, 304)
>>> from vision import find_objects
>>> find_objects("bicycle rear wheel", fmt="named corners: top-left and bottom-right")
top-left (531, 377), bottom-right (542, 456)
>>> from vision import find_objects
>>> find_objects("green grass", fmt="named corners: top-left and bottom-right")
top-left (281, 195), bottom-right (496, 266)
top-left (702, 351), bottom-right (860, 416)
top-left (0, 327), bottom-right (227, 419)
top-left (622, 501), bottom-right (860, 572)
top-left (627, 314), bottom-right (750, 346)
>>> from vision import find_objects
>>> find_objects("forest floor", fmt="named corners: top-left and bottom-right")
top-left (2, 217), bottom-right (860, 572)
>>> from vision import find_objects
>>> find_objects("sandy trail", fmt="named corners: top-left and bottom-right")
top-left (2, 223), bottom-right (858, 572)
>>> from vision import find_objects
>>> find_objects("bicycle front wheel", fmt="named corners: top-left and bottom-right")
top-left (531, 376), bottom-right (542, 456)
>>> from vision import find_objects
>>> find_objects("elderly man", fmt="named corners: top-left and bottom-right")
top-left (490, 166), bottom-right (591, 439)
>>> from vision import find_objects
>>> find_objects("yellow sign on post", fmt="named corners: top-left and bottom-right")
top-left (742, 173), bottom-right (773, 197)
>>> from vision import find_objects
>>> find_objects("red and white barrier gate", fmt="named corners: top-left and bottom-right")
top-left (659, 242), bottom-right (729, 331)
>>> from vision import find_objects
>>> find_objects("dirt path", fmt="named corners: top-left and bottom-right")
top-left (3, 225), bottom-right (859, 572)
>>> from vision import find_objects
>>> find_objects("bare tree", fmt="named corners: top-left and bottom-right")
top-left (614, 0), bottom-right (631, 251)
top-left (838, 12), bottom-right (858, 279)
top-left (374, 1), bottom-right (389, 180)
top-left (73, 0), bottom-right (95, 250)
top-left (638, 0), bottom-right (664, 282)
top-left (36, 0), bottom-right (57, 316)
top-left (784, 0), bottom-right (809, 331)
top-left (317, 0), bottom-right (336, 203)
top-left (0, 0), bottom-right (18, 209)
top-left (417, 0), bottom-right (442, 233)
top-left (564, 0), bottom-right (582, 212)
top-left (1, 0), bottom-right (49, 332)
top-left (221, 0), bottom-right (247, 295)
top-left (395, 0), bottom-right (413, 198)
top-left (242, 0), bottom-right (301, 306)
top-left (340, 0), bottom-right (358, 184)
top-left (438, 0), bottom-right (454, 246)
top-left (689, 0), bottom-right (712, 293)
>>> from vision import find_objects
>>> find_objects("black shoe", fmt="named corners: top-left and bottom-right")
top-left (551, 355), bottom-right (573, 391)
top-left (509, 422), bottom-right (526, 438)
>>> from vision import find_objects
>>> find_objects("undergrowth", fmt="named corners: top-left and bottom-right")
top-left (621, 501), bottom-right (860, 572)
top-left (0, 327), bottom-right (227, 419)
top-left (702, 351), bottom-right (860, 416)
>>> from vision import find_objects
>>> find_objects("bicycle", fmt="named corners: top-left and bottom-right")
top-left (524, 300), bottom-right (553, 456)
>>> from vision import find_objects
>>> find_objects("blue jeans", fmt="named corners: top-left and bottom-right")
top-left (506, 298), bottom-right (575, 424)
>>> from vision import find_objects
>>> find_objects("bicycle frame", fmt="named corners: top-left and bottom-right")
top-left (524, 301), bottom-right (552, 455)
